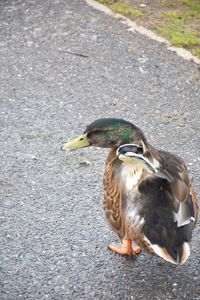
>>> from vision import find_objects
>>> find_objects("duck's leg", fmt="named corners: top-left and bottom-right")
top-left (108, 237), bottom-right (141, 256)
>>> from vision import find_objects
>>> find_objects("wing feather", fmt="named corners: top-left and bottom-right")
top-left (159, 149), bottom-right (198, 224)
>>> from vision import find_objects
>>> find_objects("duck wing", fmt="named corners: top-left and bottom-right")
top-left (159, 149), bottom-right (198, 225)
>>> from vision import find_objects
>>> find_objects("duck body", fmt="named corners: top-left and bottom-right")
top-left (62, 118), bottom-right (198, 264)
top-left (104, 146), bottom-right (198, 264)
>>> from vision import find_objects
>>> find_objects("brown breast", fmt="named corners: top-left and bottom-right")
top-left (103, 149), bottom-right (125, 240)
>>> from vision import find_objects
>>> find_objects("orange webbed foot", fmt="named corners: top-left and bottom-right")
top-left (108, 239), bottom-right (141, 256)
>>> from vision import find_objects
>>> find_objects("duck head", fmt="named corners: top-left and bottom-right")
top-left (61, 118), bottom-right (146, 151)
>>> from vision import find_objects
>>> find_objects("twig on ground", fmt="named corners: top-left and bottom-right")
top-left (61, 49), bottom-right (89, 57)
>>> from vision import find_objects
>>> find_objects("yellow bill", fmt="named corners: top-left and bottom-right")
top-left (61, 133), bottom-right (89, 151)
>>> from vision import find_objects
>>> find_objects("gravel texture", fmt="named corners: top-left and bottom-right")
top-left (0, 0), bottom-right (200, 299)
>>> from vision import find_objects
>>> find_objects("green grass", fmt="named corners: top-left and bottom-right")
top-left (163, 10), bottom-right (200, 24)
top-left (98, 1), bottom-right (142, 17)
top-left (157, 1), bottom-right (200, 52)
top-left (156, 26), bottom-right (200, 47)
top-left (111, 3), bottom-right (142, 17)
top-left (179, 0), bottom-right (200, 11)
top-left (192, 48), bottom-right (200, 58)
top-left (97, 0), bottom-right (117, 4)
top-left (164, 11), bottom-right (187, 24)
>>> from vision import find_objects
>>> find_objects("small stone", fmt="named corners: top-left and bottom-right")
top-left (140, 4), bottom-right (146, 7)
top-left (32, 156), bottom-right (39, 160)
top-left (1, 199), bottom-right (14, 209)
top-left (139, 66), bottom-right (145, 74)
top-left (79, 160), bottom-right (91, 166)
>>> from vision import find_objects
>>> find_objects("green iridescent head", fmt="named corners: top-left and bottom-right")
top-left (62, 118), bottom-right (146, 151)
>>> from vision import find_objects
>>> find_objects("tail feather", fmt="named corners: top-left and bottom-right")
top-left (143, 236), bottom-right (190, 265)
top-left (179, 242), bottom-right (190, 264)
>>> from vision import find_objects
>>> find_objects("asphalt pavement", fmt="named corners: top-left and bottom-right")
top-left (0, 0), bottom-right (200, 299)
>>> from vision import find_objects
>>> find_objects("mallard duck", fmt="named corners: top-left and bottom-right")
top-left (62, 118), bottom-right (198, 264)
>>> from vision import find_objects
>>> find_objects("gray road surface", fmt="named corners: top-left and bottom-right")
top-left (0, 0), bottom-right (200, 299)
